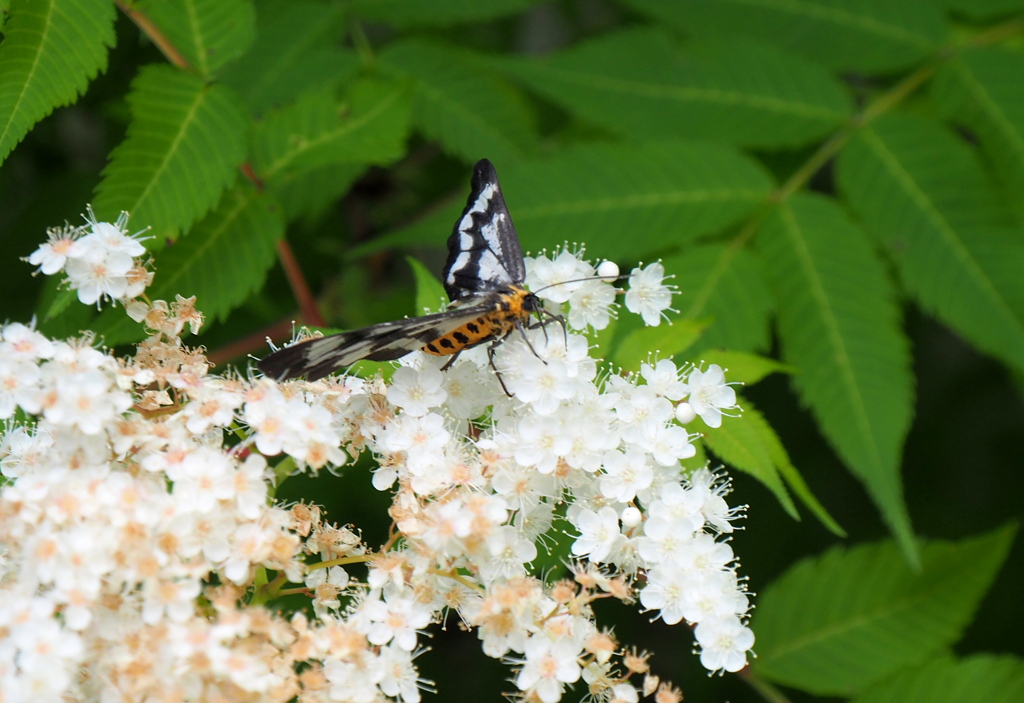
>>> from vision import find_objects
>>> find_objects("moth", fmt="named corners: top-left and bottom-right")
top-left (258, 159), bottom-right (547, 387)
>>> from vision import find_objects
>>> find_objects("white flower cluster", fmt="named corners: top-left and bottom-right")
top-left (0, 230), bottom-right (751, 703)
top-left (26, 207), bottom-right (152, 306)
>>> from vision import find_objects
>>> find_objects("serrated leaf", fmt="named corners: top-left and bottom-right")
top-left (407, 256), bottom-right (447, 313)
top-left (136, 0), bottom-right (255, 76)
top-left (251, 79), bottom-right (411, 183)
top-left (0, 0), bottom-right (116, 164)
top-left (379, 38), bottom-right (537, 165)
top-left (694, 350), bottom-right (791, 385)
top-left (218, 0), bottom-right (358, 114)
top-left (666, 245), bottom-right (773, 355)
top-left (91, 65), bottom-right (248, 244)
top-left (612, 319), bottom-right (706, 372)
top-left (93, 186), bottom-right (285, 345)
top-left (701, 398), bottom-right (798, 519)
top-left (837, 112), bottom-right (1024, 374)
top-left (934, 48), bottom-right (1024, 221)
top-left (723, 395), bottom-right (842, 534)
top-left (351, 0), bottom-right (540, 27)
top-left (621, 0), bottom-right (947, 73)
top-left (752, 526), bottom-right (1016, 695)
top-left (366, 140), bottom-right (775, 262)
top-left (497, 28), bottom-right (850, 148)
top-left (759, 194), bottom-right (915, 562)
top-left (852, 654), bottom-right (1024, 703)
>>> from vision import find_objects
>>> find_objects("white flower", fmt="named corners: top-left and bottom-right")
top-left (141, 577), bottom-right (201, 624)
top-left (637, 421), bottom-right (696, 467)
top-left (64, 250), bottom-right (133, 305)
top-left (688, 467), bottom-right (744, 533)
top-left (440, 359), bottom-right (492, 419)
top-left (516, 636), bottom-right (583, 703)
top-left (325, 657), bottom-right (386, 703)
top-left (379, 412), bottom-right (451, 476)
top-left (0, 357), bottom-right (41, 418)
top-left (639, 563), bottom-right (690, 625)
top-left (624, 262), bottom-right (674, 326)
top-left (478, 524), bottom-right (537, 583)
top-left (599, 448), bottom-right (652, 503)
top-left (679, 570), bottom-right (749, 623)
top-left (361, 591), bottom-right (433, 651)
top-left (571, 506), bottom-right (621, 564)
top-left (640, 359), bottom-right (686, 401)
top-left (675, 533), bottom-right (735, 578)
top-left (1, 321), bottom-right (55, 362)
top-left (513, 413), bottom-right (572, 474)
top-left (377, 644), bottom-right (425, 703)
top-left (26, 225), bottom-right (81, 274)
top-left (682, 364), bottom-right (738, 428)
top-left (388, 364), bottom-right (447, 417)
top-left (567, 279), bottom-right (617, 331)
top-left (612, 381), bottom-right (674, 440)
top-left (0, 227), bottom-right (756, 699)
top-left (694, 615), bottom-right (754, 673)
top-left (81, 217), bottom-right (147, 259)
top-left (39, 369), bottom-right (132, 435)
top-left (526, 248), bottom-right (594, 304)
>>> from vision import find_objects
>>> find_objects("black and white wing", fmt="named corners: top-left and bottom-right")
top-left (443, 159), bottom-right (526, 301)
top-left (258, 304), bottom-right (492, 381)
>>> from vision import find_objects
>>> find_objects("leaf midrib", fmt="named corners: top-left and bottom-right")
top-left (717, 0), bottom-right (936, 49)
top-left (860, 128), bottom-right (1024, 348)
top-left (0, 1), bottom-right (54, 151)
top-left (777, 204), bottom-right (883, 477)
top-left (262, 85), bottom-right (405, 177)
top-left (523, 64), bottom-right (845, 121)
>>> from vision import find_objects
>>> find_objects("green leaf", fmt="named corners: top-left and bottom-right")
top-left (943, 0), bottom-right (1024, 20)
top-left (0, 0), bottom-right (116, 164)
top-left (250, 78), bottom-right (411, 183)
top-left (407, 256), bottom-right (448, 313)
top-left (934, 48), bottom-right (1024, 221)
top-left (136, 0), bottom-right (255, 76)
top-left (611, 319), bottom-right (706, 372)
top-left (759, 194), bottom-right (915, 562)
top-left (497, 28), bottom-right (850, 148)
top-left (621, 0), bottom-right (947, 73)
top-left (702, 398), bottom-right (798, 520)
top-left (754, 399), bottom-right (845, 536)
top-left (218, 0), bottom-right (358, 114)
top-left (91, 65), bottom-right (248, 244)
top-left (852, 654), bottom-right (1024, 703)
top-left (752, 526), bottom-right (1016, 695)
top-left (694, 350), bottom-right (791, 385)
top-left (94, 185), bottom-right (285, 345)
top-left (379, 38), bottom-right (537, 165)
top-left (837, 112), bottom-right (1024, 374)
top-left (368, 140), bottom-right (775, 262)
top-left (271, 162), bottom-right (365, 223)
top-left (666, 245), bottom-right (773, 355)
top-left (350, 0), bottom-right (541, 27)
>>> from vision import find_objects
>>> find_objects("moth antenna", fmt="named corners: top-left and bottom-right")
top-left (531, 273), bottom-right (629, 295)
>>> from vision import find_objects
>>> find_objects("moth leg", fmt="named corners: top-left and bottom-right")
top-left (527, 309), bottom-right (567, 347)
top-left (440, 350), bottom-right (463, 371)
top-left (487, 341), bottom-right (514, 397)
top-left (514, 319), bottom-right (548, 365)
